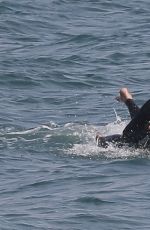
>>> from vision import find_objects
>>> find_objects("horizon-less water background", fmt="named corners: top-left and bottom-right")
top-left (1, 0), bottom-right (150, 229)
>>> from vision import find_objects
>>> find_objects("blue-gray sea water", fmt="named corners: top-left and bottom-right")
top-left (1, 0), bottom-right (150, 229)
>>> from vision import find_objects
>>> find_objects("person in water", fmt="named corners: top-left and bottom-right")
top-left (96, 88), bottom-right (150, 148)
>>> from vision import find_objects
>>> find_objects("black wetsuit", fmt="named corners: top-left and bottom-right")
top-left (97, 99), bottom-right (150, 148)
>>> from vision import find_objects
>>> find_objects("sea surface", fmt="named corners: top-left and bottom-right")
top-left (0, 0), bottom-right (150, 229)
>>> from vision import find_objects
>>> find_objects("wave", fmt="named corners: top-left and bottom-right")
top-left (0, 116), bottom-right (149, 160)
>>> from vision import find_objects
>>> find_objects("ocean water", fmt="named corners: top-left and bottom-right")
top-left (0, 0), bottom-right (150, 229)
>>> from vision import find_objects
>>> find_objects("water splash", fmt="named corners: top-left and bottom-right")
top-left (64, 120), bottom-right (150, 160)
